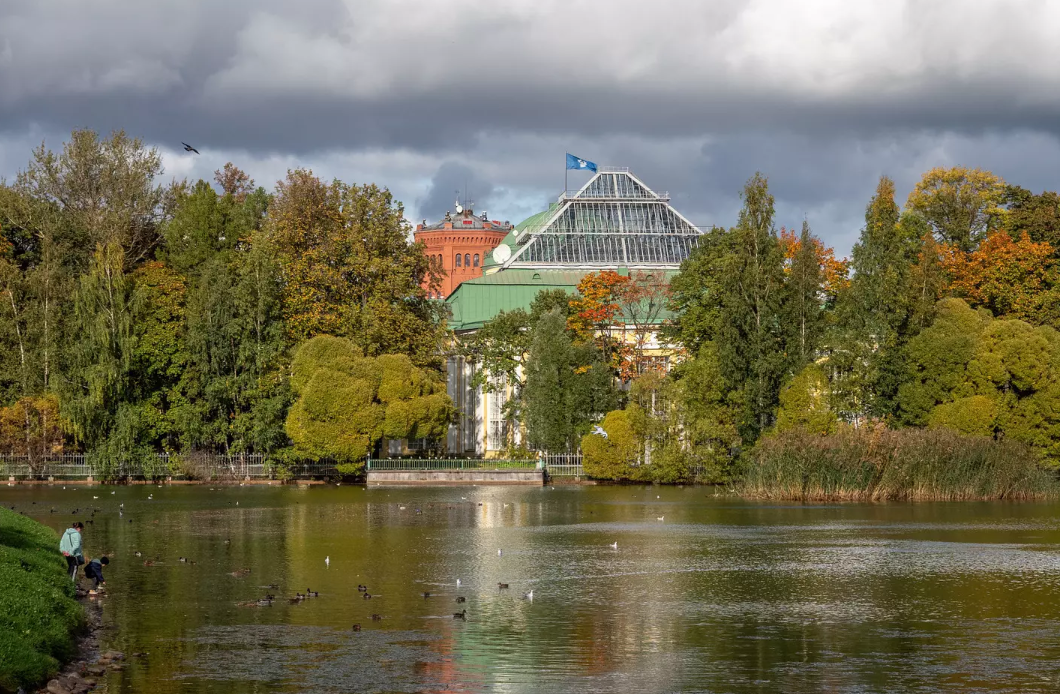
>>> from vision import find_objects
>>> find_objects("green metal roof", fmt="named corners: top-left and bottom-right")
top-left (445, 268), bottom-right (678, 332)
top-left (446, 270), bottom-right (583, 331)
top-left (514, 203), bottom-right (560, 233)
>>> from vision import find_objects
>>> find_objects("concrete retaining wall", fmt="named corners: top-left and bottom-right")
top-left (367, 469), bottom-right (544, 486)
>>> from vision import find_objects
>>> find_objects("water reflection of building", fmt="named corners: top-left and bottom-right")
top-left (442, 167), bottom-right (705, 456)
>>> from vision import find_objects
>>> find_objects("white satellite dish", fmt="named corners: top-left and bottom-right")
top-left (492, 243), bottom-right (512, 263)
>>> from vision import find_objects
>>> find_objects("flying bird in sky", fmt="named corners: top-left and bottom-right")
top-left (182, 142), bottom-right (200, 154)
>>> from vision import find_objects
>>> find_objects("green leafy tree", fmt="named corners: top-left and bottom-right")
top-left (830, 177), bottom-right (919, 422)
top-left (718, 173), bottom-right (788, 437)
top-left (462, 288), bottom-right (574, 445)
top-left (59, 243), bottom-right (146, 474)
top-left (665, 225), bottom-right (733, 355)
top-left (129, 261), bottom-right (187, 452)
top-left (285, 336), bottom-right (453, 473)
top-left (17, 129), bottom-right (164, 269)
top-left (162, 170), bottom-right (288, 455)
top-left (784, 220), bottom-right (825, 366)
top-left (523, 309), bottom-right (617, 452)
top-left (671, 344), bottom-right (742, 478)
top-left (1001, 185), bottom-right (1060, 252)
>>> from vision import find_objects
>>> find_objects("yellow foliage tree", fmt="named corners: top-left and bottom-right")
top-left (906, 167), bottom-right (1007, 252)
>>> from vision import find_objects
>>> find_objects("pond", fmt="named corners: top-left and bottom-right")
top-left (5, 484), bottom-right (1060, 693)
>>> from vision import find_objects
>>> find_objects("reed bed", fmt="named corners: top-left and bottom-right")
top-left (739, 427), bottom-right (1058, 501)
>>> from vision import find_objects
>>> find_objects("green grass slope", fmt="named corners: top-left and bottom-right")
top-left (0, 508), bottom-right (85, 691)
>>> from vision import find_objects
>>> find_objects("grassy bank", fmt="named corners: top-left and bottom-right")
top-left (740, 427), bottom-right (1059, 501)
top-left (0, 508), bottom-right (85, 691)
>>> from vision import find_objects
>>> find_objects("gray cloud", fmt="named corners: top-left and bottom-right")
top-left (416, 162), bottom-right (499, 223)
top-left (3, 0), bottom-right (1060, 255)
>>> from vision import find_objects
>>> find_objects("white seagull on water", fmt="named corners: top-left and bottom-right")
top-left (325, 555), bottom-right (330, 568)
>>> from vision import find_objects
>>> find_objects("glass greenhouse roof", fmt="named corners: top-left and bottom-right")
top-left (502, 169), bottom-right (703, 268)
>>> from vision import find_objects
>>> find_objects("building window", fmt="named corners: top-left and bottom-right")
top-left (473, 254), bottom-right (479, 267)
top-left (464, 253), bottom-right (471, 267)
top-left (487, 376), bottom-right (508, 451)
top-left (455, 254), bottom-right (462, 267)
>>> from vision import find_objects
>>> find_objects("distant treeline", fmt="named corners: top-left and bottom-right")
top-left (0, 129), bottom-right (449, 476)
top-left (466, 167), bottom-right (1060, 497)
top-left (3, 130), bottom-right (1060, 496)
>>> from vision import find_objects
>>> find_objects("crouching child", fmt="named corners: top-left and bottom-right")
top-left (85, 556), bottom-right (109, 594)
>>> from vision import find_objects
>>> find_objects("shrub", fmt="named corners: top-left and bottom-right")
top-left (0, 508), bottom-right (85, 691)
top-left (286, 336), bottom-right (454, 466)
top-left (582, 409), bottom-right (642, 480)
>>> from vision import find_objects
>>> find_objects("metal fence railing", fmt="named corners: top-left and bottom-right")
top-left (0, 452), bottom-right (592, 481)
top-left (0, 453), bottom-right (338, 481)
top-left (540, 454), bottom-right (584, 477)
top-left (366, 458), bottom-right (540, 471)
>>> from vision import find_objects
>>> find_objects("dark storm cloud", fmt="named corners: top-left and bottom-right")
top-left (4, 0), bottom-right (1060, 252)
top-left (416, 162), bottom-right (498, 223)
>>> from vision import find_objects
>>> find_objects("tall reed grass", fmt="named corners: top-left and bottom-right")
top-left (739, 427), bottom-right (1058, 501)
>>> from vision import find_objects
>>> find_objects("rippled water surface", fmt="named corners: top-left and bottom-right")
top-left (6, 484), bottom-right (1060, 693)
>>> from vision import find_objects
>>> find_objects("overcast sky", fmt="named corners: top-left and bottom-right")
top-left (2, 0), bottom-right (1059, 255)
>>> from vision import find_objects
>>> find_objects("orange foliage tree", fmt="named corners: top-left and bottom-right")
top-left (567, 270), bottom-right (632, 376)
top-left (613, 271), bottom-right (670, 380)
top-left (941, 231), bottom-right (1054, 321)
top-left (0, 395), bottom-right (64, 475)
top-left (779, 227), bottom-right (850, 303)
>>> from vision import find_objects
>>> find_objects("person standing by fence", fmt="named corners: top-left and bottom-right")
top-left (60, 522), bottom-right (84, 581)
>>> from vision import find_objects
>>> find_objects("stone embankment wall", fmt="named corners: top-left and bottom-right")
top-left (367, 470), bottom-right (545, 485)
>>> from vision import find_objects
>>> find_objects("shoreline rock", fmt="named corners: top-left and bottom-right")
top-left (35, 595), bottom-right (123, 694)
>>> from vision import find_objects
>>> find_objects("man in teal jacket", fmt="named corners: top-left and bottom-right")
top-left (60, 522), bottom-right (84, 581)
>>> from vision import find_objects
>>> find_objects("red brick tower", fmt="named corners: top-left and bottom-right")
top-left (415, 205), bottom-right (511, 298)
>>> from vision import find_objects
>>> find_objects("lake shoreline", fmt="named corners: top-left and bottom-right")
top-left (0, 508), bottom-right (85, 692)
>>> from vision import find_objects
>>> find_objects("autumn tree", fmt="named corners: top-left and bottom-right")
top-left (942, 231), bottom-right (1054, 322)
top-left (905, 167), bottom-right (1006, 252)
top-left (214, 162), bottom-right (256, 201)
top-left (266, 170), bottom-right (446, 368)
top-left (613, 270), bottom-right (669, 379)
top-left (567, 269), bottom-right (630, 374)
top-left (0, 395), bottom-right (63, 476)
